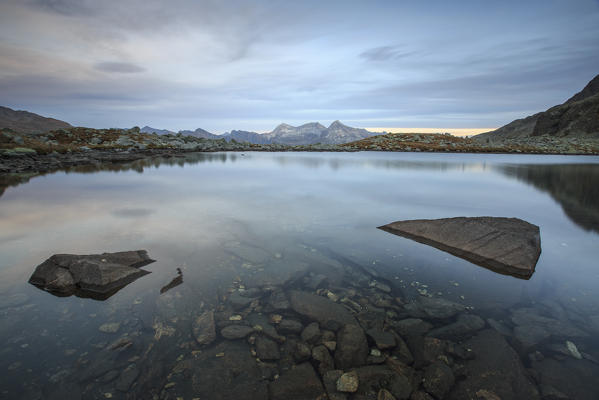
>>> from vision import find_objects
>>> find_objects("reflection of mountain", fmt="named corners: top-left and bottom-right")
top-left (499, 164), bottom-right (599, 233)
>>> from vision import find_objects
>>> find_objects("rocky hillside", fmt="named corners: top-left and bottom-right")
top-left (474, 74), bottom-right (599, 142)
top-left (0, 106), bottom-right (71, 134)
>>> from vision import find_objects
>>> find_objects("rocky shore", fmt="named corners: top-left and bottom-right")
top-left (2, 126), bottom-right (598, 177)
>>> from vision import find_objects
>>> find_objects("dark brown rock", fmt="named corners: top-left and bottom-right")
top-left (379, 217), bottom-right (541, 279)
top-left (191, 341), bottom-right (268, 400)
top-left (221, 325), bottom-right (254, 340)
top-left (255, 336), bottom-right (280, 360)
top-left (312, 344), bottom-right (334, 375)
top-left (531, 357), bottom-right (599, 400)
top-left (277, 319), bottom-right (303, 334)
top-left (193, 310), bottom-right (216, 346)
top-left (323, 370), bottom-right (348, 400)
top-left (335, 324), bottom-right (369, 369)
top-left (422, 361), bottom-right (454, 399)
top-left (448, 329), bottom-right (540, 400)
top-left (367, 328), bottom-right (397, 350)
top-left (289, 290), bottom-right (356, 329)
top-left (427, 314), bottom-right (485, 340)
top-left (269, 362), bottom-right (326, 400)
top-left (301, 322), bottom-right (321, 344)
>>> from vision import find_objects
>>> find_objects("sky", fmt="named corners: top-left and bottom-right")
top-left (0, 0), bottom-right (598, 134)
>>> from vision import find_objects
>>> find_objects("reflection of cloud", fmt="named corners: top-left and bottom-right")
top-left (94, 62), bottom-right (146, 74)
top-left (111, 208), bottom-right (155, 218)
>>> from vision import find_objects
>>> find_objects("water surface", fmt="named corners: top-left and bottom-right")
top-left (1, 152), bottom-right (598, 399)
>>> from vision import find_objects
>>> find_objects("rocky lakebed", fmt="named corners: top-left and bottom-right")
top-left (1, 151), bottom-right (598, 400)
top-left (3, 240), bottom-right (598, 400)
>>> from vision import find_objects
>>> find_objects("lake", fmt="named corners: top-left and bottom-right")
top-left (1, 151), bottom-right (598, 399)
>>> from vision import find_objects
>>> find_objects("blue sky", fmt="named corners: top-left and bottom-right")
top-left (0, 0), bottom-right (598, 133)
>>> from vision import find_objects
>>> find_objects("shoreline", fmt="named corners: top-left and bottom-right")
top-left (2, 146), bottom-right (599, 176)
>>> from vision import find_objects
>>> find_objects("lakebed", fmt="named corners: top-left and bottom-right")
top-left (1, 151), bottom-right (598, 399)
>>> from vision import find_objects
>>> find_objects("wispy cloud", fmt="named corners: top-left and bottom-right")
top-left (360, 46), bottom-right (418, 62)
top-left (94, 62), bottom-right (145, 74)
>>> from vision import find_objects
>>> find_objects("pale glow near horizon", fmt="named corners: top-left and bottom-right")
top-left (366, 127), bottom-right (495, 136)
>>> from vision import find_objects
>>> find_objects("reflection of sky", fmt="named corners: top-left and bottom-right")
top-left (1, 152), bottom-right (598, 310)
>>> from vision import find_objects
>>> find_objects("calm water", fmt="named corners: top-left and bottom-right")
top-left (1, 151), bottom-right (598, 399)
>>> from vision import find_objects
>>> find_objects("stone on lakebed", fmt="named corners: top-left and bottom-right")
top-left (28, 250), bottom-right (155, 300)
top-left (378, 217), bottom-right (541, 279)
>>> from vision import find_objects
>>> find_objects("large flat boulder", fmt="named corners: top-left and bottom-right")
top-left (379, 217), bottom-right (541, 279)
top-left (29, 250), bottom-right (155, 300)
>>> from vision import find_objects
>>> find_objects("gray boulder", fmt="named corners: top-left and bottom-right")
top-left (379, 217), bottom-right (541, 279)
top-left (28, 250), bottom-right (155, 300)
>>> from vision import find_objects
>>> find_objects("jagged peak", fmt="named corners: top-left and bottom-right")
top-left (328, 120), bottom-right (346, 129)
top-left (298, 122), bottom-right (326, 129)
top-left (274, 123), bottom-right (294, 129)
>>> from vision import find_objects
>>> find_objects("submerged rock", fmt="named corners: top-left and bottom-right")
top-left (337, 371), bottom-right (359, 392)
top-left (531, 357), bottom-right (599, 400)
top-left (404, 296), bottom-right (465, 320)
top-left (269, 362), bottom-right (326, 400)
top-left (335, 324), bottom-right (369, 369)
top-left (28, 250), bottom-right (155, 300)
top-left (193, 310), bottom-right (216, 346)
top-left (289, 290), bottom-right (356, 329)
top-left (422, 361), bottom-right (454, 399)
top-left (221, 325), bottom-right (254, 340)
top-left (379, 217), bottom-right (541, 279)
top-left (190, 341), bottom-right (269, 400)
top-left (449, 329), bottom-right (540, 399)
top-left (255, 336), bottom-right (281, 360)
top-left (427, 314), bottom-right (485, 340)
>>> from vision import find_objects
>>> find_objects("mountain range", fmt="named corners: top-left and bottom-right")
top-left (474, 74), bottom-right (599, 142)
top-left (0, 106), bottom-right (71, 134)
top-left (141, 120), bottom-right (378, 145)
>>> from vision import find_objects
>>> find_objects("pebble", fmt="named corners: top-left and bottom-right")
top-left (566, 340), bottom-right (582, 359)
top-left (99, 323), bottom-right (120, 333)
top-left (337, 371), bottom-right (359, 392)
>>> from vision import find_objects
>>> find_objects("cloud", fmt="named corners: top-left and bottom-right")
top-left (360, 46), bottom-right (417, 62)
top-left (94, 62), bottom-right (145, 74)
top-left (111, 208), bottom-right (155, 218)
top-left (1, 0), bottom-right (599, 131)
top-left (25, 0), bottom-right (95, 17)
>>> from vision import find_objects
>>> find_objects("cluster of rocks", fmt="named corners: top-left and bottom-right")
top-left (4, 243), bottom-right (599, 400)
top-left (342, 132), bottom-right (599, 155)
top-left (151, 262), bottom-right (579, 400)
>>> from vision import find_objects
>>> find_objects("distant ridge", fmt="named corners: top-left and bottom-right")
top-left (140, 121), bottom-right (378, 145)
top-left (0, 106), bottom-right (71, 134)
top-left (474, 74), bottom-right (599, 142)
top-left (140, 126), bottom-right (175, 135)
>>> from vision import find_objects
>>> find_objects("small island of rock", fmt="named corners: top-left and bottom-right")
top-left (378, 217), bottom-right (541, 279)
top-left (28, 250), bottom-right (155, 300)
